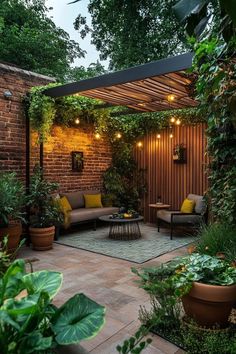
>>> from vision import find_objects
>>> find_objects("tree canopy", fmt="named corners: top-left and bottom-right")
top-left (74, 0), bottom-right (190, 70)
top-left (0, 0), bottom-right (84, 80)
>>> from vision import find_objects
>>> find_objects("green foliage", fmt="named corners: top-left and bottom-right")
top-left (180, 322), bottom-right (236, 354)
top-left (0, 237), bottom-right (24, 277)
top-left (27, 85), bottom-right (56, 142)
top-left (0, 0), bottom-right (84, 81)
top-left (73, 0), bottom-right (189, 70)
top-left (116, 325), bottom-right (152, 354)
top-left (196, 223), bottom-right (236, 262)
top-left (173, 0), bottom-right (235, 41)
top-left (132, 264), bottom-right (181, 329)
top-left (0, 172), bottom-right (25, 227)
top-left (67, 61), bottom-right (106, 82)
top-left (0, 258), bottom-right (106, 353)
top-left (133, 256), bottom-right (236, 353)
top-left (172, 254), bottom-right (236, 297)
top-left (26, 83), bottom-right (107, 142)
top-left (192, 37), bottom-right (236, 224)
top-left (28, 166), bottom-right (62, 228)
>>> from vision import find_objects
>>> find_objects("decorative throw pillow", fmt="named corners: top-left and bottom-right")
top-left (180, 198), bottom-right (195, 213)
top-left (58, 196), bottom-right (72, 213)
top-left (84, 194), bottom-right (103, 208)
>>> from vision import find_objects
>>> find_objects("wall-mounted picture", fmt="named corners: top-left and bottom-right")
top-left (71, 151), bottom-right (84, 172)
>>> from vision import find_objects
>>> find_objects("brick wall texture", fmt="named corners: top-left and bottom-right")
top-left (0, 64), bottom-right (112, 192)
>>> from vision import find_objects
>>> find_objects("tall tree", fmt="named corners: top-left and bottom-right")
top-left (74, 0), bottom-right (190, 70)
top-left (0, 0), bottom-right (85, 80)
top-left (67, 61), bottom-right (106, 82)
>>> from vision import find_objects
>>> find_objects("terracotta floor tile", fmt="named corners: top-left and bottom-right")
top-left (19, 242), bottom-right (186, 353)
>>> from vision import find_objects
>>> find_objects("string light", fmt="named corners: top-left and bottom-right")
top-left (95, 133), bottom-right (101, 139)
top-left (176, 119), bottom-right (181, 125)
top-left (116, 132), bottom-right (122, 139)
top-left (169, 133), bottom-right (174, 139)
top-left (167, 94), bottom-right (176, 102)
top-left (137, 141), bottom-right (143, 148)
top-left (75, 118), bottom-right (80, 124)
top-left (157, 134), bottom-right (161, 139)
top-left (170, 117), bottom-right (176, 123)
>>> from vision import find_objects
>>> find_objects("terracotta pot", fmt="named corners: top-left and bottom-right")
top-left (29, 226), bottom-right (55, 251)
top-left (0, 222), bottom-right (22, 253)
top-left (182, 282), bottom-right (236, 328)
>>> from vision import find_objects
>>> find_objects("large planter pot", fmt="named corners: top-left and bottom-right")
top-left (182, 282), bottom-right (236, 328)
top-left (29, 226), bottom-right (55, 251)
top-left (0, 222), bottom-right (22, 254)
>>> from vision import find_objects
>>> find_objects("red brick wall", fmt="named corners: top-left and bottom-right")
top-left (0, 64), bottom-right (54, 179)
top-left (0, 63), bottom-right (112, 192)
top-left (31, 126), bottom-right (112, 192)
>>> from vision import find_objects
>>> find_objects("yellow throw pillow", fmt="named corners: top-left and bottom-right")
top-left (180, 198), bottom-right (195, 213)
top-left (58, 196), bottom-right (72, 213)
top-left (84, 194), bottom-right (103, 208)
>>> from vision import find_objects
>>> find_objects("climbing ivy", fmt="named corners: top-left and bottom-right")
top-left (193, 37), bottom-right (236, 224)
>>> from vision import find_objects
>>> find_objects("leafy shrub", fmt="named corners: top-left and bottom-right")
top-left (0, 172), bottom-right (25, 227)
top-left (196, 223), bottom-right (236, 263)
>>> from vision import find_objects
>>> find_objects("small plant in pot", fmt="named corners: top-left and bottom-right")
top-left (172, 253), bottom-right (236, 328)
top-left (0, 172), bottom-right (25, 253)
top-left (28, 167), bottom-right (62, 251)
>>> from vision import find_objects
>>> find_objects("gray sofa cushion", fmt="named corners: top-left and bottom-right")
top-left (69, 207), bottom-right (119, 224)
top-left (157, 210), bottom-right (202, 225)
top-left (187, 194), bottom-right (206, 214)
top-left (61, 190), bottom-right (100, 209)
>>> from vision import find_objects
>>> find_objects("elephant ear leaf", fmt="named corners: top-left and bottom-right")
top-left (173, 0), bottom-right (209, 23)
top-left (52, 293), bottom-right (106, 345)
top-left (23, 271), bottom-right (63, 299)
top-left (1, 259), bottom-right (26, 303)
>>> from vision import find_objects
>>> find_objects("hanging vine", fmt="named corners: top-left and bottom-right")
top-left (193, 37), bottom-right (236, 225)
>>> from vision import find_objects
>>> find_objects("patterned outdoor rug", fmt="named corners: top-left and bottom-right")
top-left (55, 224), bottom-right (196, 263)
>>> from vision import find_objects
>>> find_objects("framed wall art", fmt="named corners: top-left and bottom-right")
top-left (71, 151), bottom-right (84, 172)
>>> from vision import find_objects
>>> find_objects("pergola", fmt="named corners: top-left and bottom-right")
top-left (44, 52), bottom-right (197, 113)
top-left (25, 52), bottom-right (198, 240)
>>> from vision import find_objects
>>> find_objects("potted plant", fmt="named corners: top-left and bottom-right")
top-left (28, 167), bottom-right (62, 250)
top-left (0, 258), bottom-right (105, 353)
top-left (0, 172), bottom-right (25, 253)
top-left (172, 253), bottom-right (236, 328)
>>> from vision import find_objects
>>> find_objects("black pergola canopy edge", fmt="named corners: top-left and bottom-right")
top-left (43, 52), bottom-right (194, 98)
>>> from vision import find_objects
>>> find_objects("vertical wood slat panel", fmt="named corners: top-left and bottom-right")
top-left (135, 123), bottom-right (207, 223)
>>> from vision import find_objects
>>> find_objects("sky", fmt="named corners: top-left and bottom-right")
top-left (46, 0), bottom-right (107, 68)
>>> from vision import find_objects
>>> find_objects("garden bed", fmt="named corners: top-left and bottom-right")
top-left (151, 313), bottom-right (236, 354)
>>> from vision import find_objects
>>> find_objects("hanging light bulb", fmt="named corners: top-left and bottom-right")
top-left (75, 118), bottom-right (80, 124)
top-left (116, 132), bottom-right (122, 139)
top-left (137, 141), bottom-right (143, 148)
top-left (169, 133), bottom-right (174, 139)
top-left (95, 133), bottom-right (101, 139)
top-left (170, 117), bottom-right (176, 124)
top-left (167, 94), bottom-right (176, 102)
top-left (157, 134), bottom-right (161, 139)
top-left (176, 119), bottom-right (181, 125)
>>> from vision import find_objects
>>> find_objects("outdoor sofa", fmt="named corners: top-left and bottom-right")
top-left (60, 190), bottom-right (119, 230)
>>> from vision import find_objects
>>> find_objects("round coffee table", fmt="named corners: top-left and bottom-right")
top-left (99, 215), bottom-right (143, 240)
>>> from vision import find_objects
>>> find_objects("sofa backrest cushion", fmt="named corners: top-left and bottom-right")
top-left (187, 194), bottom-right (206, 214)
top-left (61, 190), bottom-right (100, 209)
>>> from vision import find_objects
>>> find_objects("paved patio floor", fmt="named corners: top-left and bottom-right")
top-left (19, 230), bottom-right (188, 354)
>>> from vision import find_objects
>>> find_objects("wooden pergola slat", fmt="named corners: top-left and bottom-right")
top-left (44, 52), bottom-right (198, 112)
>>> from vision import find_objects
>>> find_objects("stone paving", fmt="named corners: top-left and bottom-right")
top-left (19, 233), bottom-right (188, 354)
